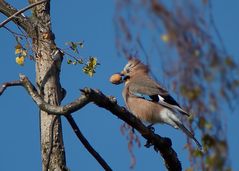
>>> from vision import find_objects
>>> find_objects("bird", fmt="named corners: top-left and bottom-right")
top-left (117, 57), bottom-right (202, 150)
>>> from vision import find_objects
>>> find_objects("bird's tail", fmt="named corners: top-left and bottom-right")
top-left (175, 121), bottom-right (203, 151)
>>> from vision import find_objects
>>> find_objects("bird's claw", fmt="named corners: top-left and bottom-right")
top-left (147, 124), bottom-right (155, 132)
top-left (144, 140), bottom-right (153, 148)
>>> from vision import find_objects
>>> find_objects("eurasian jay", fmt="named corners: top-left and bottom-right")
top-left (117, 58), bottom-right (202, 150)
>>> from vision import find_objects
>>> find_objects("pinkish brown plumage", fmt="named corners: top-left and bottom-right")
top-left (119, 58), bottom-right (202, 150)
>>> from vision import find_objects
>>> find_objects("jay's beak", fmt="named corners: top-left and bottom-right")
top-left (120, 70), bottom-right (126, 76)
top-left (120, 70), bottom-right (130, 82)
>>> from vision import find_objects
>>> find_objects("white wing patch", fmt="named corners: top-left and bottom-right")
top-left (158, 95), bottom-right (165, 101)
top-left (158, 95), bottom-right (189, 116)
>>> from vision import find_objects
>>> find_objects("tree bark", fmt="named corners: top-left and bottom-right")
top-left (29, 0), bottom-right (67, 170)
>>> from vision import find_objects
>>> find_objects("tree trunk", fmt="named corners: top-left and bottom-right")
top-left (29, 1), bottom-right (67, 170)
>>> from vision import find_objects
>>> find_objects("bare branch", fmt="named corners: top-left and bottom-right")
top-left (0, 74), bottom-right (89, 114)
top-left (3, 26), bottom-right (26, 37)
top-left (65, 115), bottom-right (112, 171)
top-left (17, 74), bottom-right (89, 115)
top-left (0, 1), bottom-right (30, 31)
top-left (80, 89), bottom-right (182, 171)
top-left (0, 0), bottom-right (47, 28)
top-left (1, 74), bottom-right (182, 170)
top-left (0, 80), bottom-right (22, 95)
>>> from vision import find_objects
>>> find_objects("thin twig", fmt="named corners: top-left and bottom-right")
top-left (17, 24), bottom-right (35, 60)
top-left (0, 0), bottom-right (48, 28)
top-left (3, 26), bottom-right (26, 37)
top-left (208, 0), bottom-right (227, 54)
top-left (65, 115), bottom-right (112, 171)
top-left (60, 48), bottom-right (84, 63)
top-left (137, 37), bottom-right (150, 61)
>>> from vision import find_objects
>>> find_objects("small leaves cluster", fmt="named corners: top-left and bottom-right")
top-left (65, 41), bottom-right (99, 77)
top-left (82, 57), bottom-right (100, 77)
top-left (65, 41), bottom-right (84, 54)
top-left (67, 58), bottom-right (83, 65)
top-left (15, 43), bottom-right (27, 66)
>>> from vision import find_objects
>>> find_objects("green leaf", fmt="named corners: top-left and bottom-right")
top-left (82, 57), bottom-right (99, 77)
top-left (75, 41), bottom-right (84, 48)
top-left (88, 57), bottom-right (98, 67)
top-left (66, 42), bottom-right (79, 54)
top-left (67, 59), bottom-right (72, 64)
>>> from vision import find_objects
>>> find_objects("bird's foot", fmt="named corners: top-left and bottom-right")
top-left (144, 139), bottom-right (153, 148)
top-left (144, 140), bottom-right (158, 152)
top-left (147, 124), bottom-right (155, 132)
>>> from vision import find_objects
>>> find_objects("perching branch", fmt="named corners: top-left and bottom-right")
top-left (80, 89), bottom-right (182, 171)
top-left (0, 74), bottom-right (182, 171)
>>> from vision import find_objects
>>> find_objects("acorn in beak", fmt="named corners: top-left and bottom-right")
top-left (109, 73), bottom-right (124, 85)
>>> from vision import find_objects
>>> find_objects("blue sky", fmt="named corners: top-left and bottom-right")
top-left (0, 0), bottom-right (238, 170)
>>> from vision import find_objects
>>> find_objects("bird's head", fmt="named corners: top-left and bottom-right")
top-left (121, 58), bottom-right (149, 80)
top-left (109, 57), bottom-right (149, 85)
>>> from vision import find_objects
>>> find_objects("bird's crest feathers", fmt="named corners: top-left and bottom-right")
top-left (124, 57), bottom-right (149, 74)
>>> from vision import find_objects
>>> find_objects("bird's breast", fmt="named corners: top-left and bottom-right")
top-left (126, 97), bottom-right (164, 124)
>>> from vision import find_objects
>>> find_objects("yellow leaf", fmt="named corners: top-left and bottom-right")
top-left (16, 56), bottom-right (25, 66)
top-left (15, 44), bottom-right (22, 49)
top-left (82, 57), bottom-right (98, 77)
top-left (88, 57), bottom-right (97, 68)
top-left (161, 34), bottom-right (170, 43)
top-left (15, 48), bottom-right (22, 54)
top-left (15, 44), bottom-right (22, 54)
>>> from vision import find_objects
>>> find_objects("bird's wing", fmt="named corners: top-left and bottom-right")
top-left (128, 76), bottom-right (190, 116)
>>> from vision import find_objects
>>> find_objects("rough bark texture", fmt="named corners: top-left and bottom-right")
top-left (0, 0), bottom-right (66, 170)
top-left (0, 1), bottom-right (183, 170)
top-left (29, 1), bottom-right (67, 170)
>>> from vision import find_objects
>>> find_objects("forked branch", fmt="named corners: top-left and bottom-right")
top-left (0, 0), bottom-right (48, 28)
top-left (0, 74), bottom-right (182, 171)
top-left (0, 74), bottom-right (112, 170)
top-left (0, 1), bottom-right (31, 31)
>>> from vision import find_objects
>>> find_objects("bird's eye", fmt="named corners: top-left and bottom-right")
top-left (124, 63), bottom-right (132, 72)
